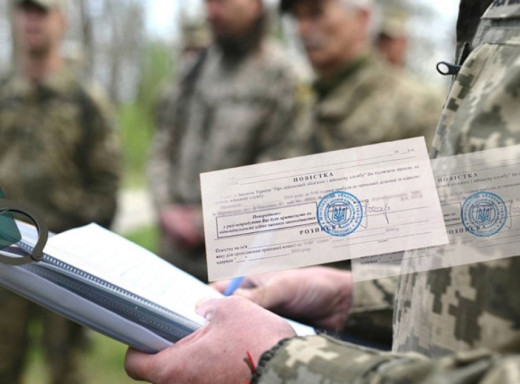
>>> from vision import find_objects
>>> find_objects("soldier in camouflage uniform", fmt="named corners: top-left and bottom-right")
top-left (276, 0), bottom-right (442, 159)
top-left (0, 1), bottom-right (121, 383)
top-left (148, 0), bottom-right (304, 282)
top-left (126, 0), bottom-right (520, 383)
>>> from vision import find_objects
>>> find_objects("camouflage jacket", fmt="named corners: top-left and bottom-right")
top-left (148, 41), bottom-right (304, 280)
top-left (253, 2), bottom-right (520, 382)
top-left (0, 67), bottom-right (121, 233)
top-left (282, 53), bottom-right (443, 159)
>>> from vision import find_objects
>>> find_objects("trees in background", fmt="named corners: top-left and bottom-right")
top-left (0, 0), bottom-right (456, 103)
top-left (0, 0), bottom-right (175, 105)
top-left (69, 0), bottom-right (148, 103)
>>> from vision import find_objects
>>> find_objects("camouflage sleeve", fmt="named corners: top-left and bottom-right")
top-left (253, 335), bottom-right (520, 383)
top-left (342, 277), bottom-right (396, 346)
top-left (52, 82), bottom-right (121, 230)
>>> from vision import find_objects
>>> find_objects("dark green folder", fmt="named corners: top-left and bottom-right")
top-left (0, 188), bottom-right (22, 250)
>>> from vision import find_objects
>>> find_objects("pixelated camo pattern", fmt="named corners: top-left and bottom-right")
top-left (254, 2), bottom-right (520, 382)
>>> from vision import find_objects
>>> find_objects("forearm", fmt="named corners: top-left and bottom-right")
top-left (253, 335), bottom-right (516, 384)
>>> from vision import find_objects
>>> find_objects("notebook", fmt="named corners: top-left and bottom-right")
top-left (0, 222), bottom-right (315, 353)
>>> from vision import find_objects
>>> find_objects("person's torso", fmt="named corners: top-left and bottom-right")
top-left (172, 43), bottom-right (298, 202)
top-left (0, 71), bottom-right (99, 229)
top-left (312, 57), bottom-right (442, 152)
top-left (393, 1), bottom-right (520, 357)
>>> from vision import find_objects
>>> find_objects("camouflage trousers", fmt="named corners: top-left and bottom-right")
top-left (0, 288), bottom-right (86, 384)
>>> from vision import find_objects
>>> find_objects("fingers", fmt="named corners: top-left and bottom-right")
top-left (196, 297), bottom-right (218, 320)
top-left (234, 284), bottom-right (280, 309)
top-left (211, 275), bottom-right (260, 295)
top-left (210, 280), bottom-right (229, 294)
top-left (124, 348), bottom-right (155, 381)
top-left (124, 297), bottom-right (294, 384)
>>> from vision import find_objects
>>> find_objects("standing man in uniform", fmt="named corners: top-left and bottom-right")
top-left (148, 0), bottom-right (304, 282)
top-left (126, 0), bottom-right (520, 383)
top-left (0, 0), bottom-right (121, 383)
top-left (278, 0), bottom-right (442, 157)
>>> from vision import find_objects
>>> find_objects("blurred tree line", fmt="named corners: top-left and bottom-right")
top-left (0, 0), bottom-right (456, 103)
top-left (0, 0), bottom-right (456, 186)
top-left (0, 0), bottom-right (176, 105)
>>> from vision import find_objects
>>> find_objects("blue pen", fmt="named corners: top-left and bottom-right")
top-left (224, 276), bottom-right (245, 296)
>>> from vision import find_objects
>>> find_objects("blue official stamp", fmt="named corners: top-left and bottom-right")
top-left (461, 191), bottom-right (507, 237)
top-left (317, 191), bottom-right (363, 237)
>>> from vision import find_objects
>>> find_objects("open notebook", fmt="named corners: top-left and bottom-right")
top-left (0, 222), bottom-right (315, 353)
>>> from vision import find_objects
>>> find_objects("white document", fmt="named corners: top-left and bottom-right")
top-left (47, 224), bottom-right (221, 326)
top-left (353, 145), bottom-right (520, 281)
top-left (201, 137), bottom-right (448, 281)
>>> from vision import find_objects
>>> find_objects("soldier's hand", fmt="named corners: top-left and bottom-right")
top-left (125, 296), bottom-right (295, 384)
top-left (213, 267), bottom-right (353, 331)
top-left (159, 205), bottom-right (204, 249)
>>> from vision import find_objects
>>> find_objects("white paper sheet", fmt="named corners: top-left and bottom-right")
top-left (353, 145), bottom-right (520, 281)
top-left (201, 137), bottom-right (448, 281)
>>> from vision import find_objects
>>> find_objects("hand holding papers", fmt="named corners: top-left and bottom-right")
top-left (201, 137), bottom-right (448, 281)
top-left (0, 223), bottom-right (314, 353)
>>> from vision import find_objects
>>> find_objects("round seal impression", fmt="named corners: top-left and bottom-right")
top-left (461, 191), bottom-right (507, 237)
top-left (317, 191), bottom-right (363, 237)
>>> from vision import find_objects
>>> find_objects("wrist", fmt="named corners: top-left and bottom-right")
top-left (250, 338), bottom-right (294, 384)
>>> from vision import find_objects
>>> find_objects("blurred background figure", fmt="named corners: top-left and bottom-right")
top-left (0, 0), bottom-right (121, 383)
top-left (280, 0), bottom-right (442, 154)
top-left (148, 0), bottom-right (306, 282)
top-left (375, 5), bottom-right (409, 68)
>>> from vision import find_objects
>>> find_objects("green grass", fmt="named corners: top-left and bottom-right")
top-left (118, 103), bottom-right (155, 189)
top-left (118, 40), bottom-right (174, 190)
top-left (23, 331), bottom-right (136, 384)
top-left (83, 334), bottom-right (136, 384)
top-left (123, 224), bottom-right (159, 255)
top-left (23, 225), bottom-right (159, 384)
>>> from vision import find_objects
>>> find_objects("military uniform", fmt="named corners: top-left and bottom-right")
top-left (0, 67), bottom-right (121, 384)
top-left (149, 41), bottom-right (304, 282)
top-left (307, 54), bottom-right (442, 153)
top-left (252, 1), bottom-right (520, 382)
